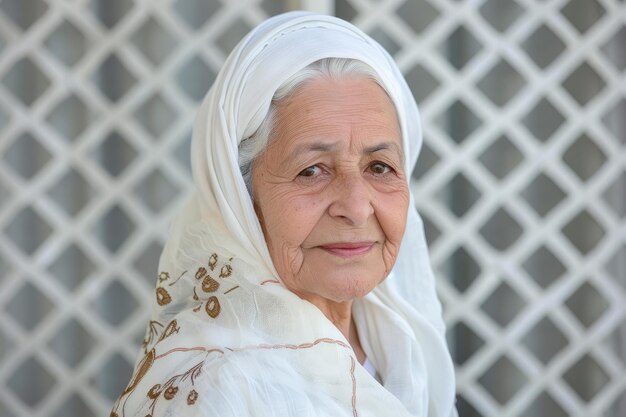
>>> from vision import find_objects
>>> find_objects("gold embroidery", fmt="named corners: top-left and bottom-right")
top-left (142, 319), bottom-right (179, 354)
top-left (224, 285), bottom-right (239, 294)
top-left (195, 267), bottom-right (207, 280)
top-left (163, 386), bottom-right (178, 400)
top-left (147, 384), bottom-right (161, 399)
top-left (202, 275), bottom-right (219, 292)
top-left (156, 287), bottom-right (171, 306)
top-left (219, 264), bottom-right (232, 278)
top-left (145, 359), bottom-right (206, 415)
top-left (169, 270), bottom-right (187, 286)
top-left (187, 389), bottom-right (198, 405)
top-left (192, 256), bottom-right (238, 318)
top-left (122, 349), bottom-right (155, 396)
top-left (113, 254), bottom-right (241, 416)
top-left (142, 321), bottom-right (164, 354)
top-left (112, 337), bottom-right (352, 417)
top-left (206, 296), bottom-right (221, 318)
top-left (208, 253), bottom-right (218, 270)
top-left (160, 320), bottom-right (179, 341)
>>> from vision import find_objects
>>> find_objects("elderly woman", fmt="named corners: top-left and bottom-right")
top-left (112, 12), bottom-right (457, 417)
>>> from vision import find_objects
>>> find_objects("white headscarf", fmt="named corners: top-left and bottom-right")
top-left (112, 11), bottom-right (457, 417)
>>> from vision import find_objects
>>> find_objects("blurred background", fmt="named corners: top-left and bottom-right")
top-left (0, 0), bottom-right (624, 416)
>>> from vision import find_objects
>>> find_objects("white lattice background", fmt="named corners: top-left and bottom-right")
top-left (0, 0), bottom-right (624, 416)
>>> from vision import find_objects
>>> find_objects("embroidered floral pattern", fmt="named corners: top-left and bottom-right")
top-left (187, 389), bottom-right (198, 405)
top-left (196, 267), bottom-right (207, 280)
top-left (163, 386), bottom-right (178, 400)
top-left (202, 275), bottom-right (219, 293)
top-left (208, 253), bottom-right (218, 270)
top-left (147, 384), bottom-right (161, 399)
top-left (156, 287), bottom-right (172, 306)
top-left (112, 335), bottom-right (356, 417)
top-left (191, 253), bottom-right (238, 319)
top-left (205, 295), bottom-right (220, 318)
top-left (219, 264), bottom-right (232, 278)
top-left (142, 321), bottom-right (164, 354)
top-left (112, 254), bottom-right (240, 417)
top-left (144, 357), bottom-right (207, 415)
top-left (141, 319), bottom-right (180, 354)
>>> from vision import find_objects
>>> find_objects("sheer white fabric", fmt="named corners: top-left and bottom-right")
top-left (111, 12), bottom-right (457, 417)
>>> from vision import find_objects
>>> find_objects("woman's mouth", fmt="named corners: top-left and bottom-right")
top-left (318, 242), bottom-right (375, 258)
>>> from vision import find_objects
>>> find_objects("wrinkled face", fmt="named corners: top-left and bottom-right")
top-left (251, 77), bottom-right (409, 305)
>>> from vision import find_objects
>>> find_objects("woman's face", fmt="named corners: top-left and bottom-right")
top-left (251, 77), bottom-right (409, 306)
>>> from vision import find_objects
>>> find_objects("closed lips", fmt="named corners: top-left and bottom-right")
top-left (318, 242), bottom-right (375, 257)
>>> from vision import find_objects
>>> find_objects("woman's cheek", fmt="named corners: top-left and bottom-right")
top-left (383, 187), bottom-right (409, 230)
top-left (267, 190), bottom-right (322, 245)
top-left (380, 189), bottom-right (409, 268)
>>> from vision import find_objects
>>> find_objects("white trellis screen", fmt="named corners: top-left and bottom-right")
top-left (0, 0), bottom-right (624, 416)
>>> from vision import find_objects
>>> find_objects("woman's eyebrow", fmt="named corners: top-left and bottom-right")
top-left (288, 141), bottom-right (403, 159)
top-left (365, 142), bottom-right (405, 165)
top-left (288, 142), bottom-right (339, 159)
top-left (363, 142), bottom-right (402, 155)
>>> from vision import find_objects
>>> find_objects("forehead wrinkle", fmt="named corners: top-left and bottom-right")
top-left (271, 77), bottom-right (403, 162)
top-left (277, 78), bottom-right (393, 126)
top-left (276, 104), bottom-right (400, 152)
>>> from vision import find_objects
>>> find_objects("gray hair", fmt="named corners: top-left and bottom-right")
top-left (238, 58), bottom-right (389, 192)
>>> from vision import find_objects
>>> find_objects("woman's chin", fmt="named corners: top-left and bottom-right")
top-left (309, 274), bottom-right (382, 304)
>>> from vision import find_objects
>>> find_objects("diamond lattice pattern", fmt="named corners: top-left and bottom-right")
top-left (0, 1), bottom-right (624, 417)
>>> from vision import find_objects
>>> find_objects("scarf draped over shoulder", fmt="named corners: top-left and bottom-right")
top-left (111, 11), bottom-right (457, 417)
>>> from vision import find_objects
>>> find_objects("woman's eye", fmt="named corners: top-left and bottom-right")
top-left (370, 162), bottom-right (391, 175)
top-left (298, 165), bottom-right (322, 177)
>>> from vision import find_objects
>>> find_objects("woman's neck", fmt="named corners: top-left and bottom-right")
top-left (307, 297), bottom-right (366, 364)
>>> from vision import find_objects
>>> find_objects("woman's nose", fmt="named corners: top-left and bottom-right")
top-left (327, 174), bottom-right (374, 227)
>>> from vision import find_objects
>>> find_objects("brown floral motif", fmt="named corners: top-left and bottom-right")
top-left (147, 384), bottom-right (161, 399)
top-left (187, 389), bottom-right (198, 405)
top-left (192, 254), bottom-right (239, 319)
top-left (142, 321), bottom-right (164, 354)
top-left (206, 296), bottom-right (221, 318)
top-left (122, 349), bottom-right (155, 396)
top-left (219, 264), bottom-right (232, 278)
top-left (158, 271), bottom-right (169, 283)
top-left (143, 360), bottom-right (205, 414)
top-left (208, 253), bottom-right (218, 270)
top-left (195, 267), bottom-right (207, 280)
top-left (164, 386), bottom-right (178, 400)
top-left (202, 275), bottom-right (219, 293)
top-left (160, 320), bottom-right (179, 340)
top-left (156, 287), bottom-right (172, 306)
top-left (111, 336), bottom-right (220, 417)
